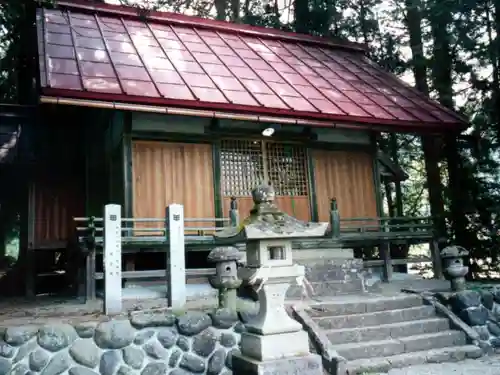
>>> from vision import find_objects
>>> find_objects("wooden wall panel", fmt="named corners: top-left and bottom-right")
top-left (32, 176), bottom-right (85, 248)
top-left (313, 150), bottom-right (377, 224)
top-left (132, 141), bottom-right (215, 230)
top-left (222, 196), bottom-right (310, 222)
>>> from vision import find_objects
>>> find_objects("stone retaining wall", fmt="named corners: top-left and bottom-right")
top-left (440, 289), bottom-right (500, 349)
top-left (0, 309), bottom-right (251, 375)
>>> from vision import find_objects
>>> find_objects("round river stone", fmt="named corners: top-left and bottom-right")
top-left (99, 351), bottom-right (121, 375)
top-left (4, 327), bottom-right (38, 346)
top-left (70, 339), bottom-right (100, 368)
top-left (38, 325), bottom-right (78, 352)
top-left (144, 339), bottom-right (168, 360)
top-left (180, 353), bottom-right (206, 373)
top-left (141, 362), bottom-right (168, 375)
top-left (29, 349), bottom-right (50, 372)
top-left (177, 312), bottom-right (212, 336)
top-left (177, 336), bottom-right (190, 352)
top-left (95, 321), bottom-right (135, 349)
top-left (192, 329), bottom-right (217, 357)
top-left (130, 311), bottom-right (176, 329)
top-left (220, 332), bottom-right (237, 348)
top-left (459, 306), bottom-right (489, 326)
top-left (449, 290), bottom-right (482, 312)
top-left (69, 367), bottom-right (100, 375)
top-left (134, 330), bottom-right (155, 345)
top-left (41, 351), bottom-right (71, 375)
top-left (169, 349), bottom-right (182, 368)
top-left (207, 349), bottom-right (226, 375)
top-left (74, 324), bottom-right (96, 339)
top-left (122, 346), bottom-right (144, 370)
top-left (0, 357), bottom-right (12, 375)
top-left (156, 328), bottom-right (177, 348)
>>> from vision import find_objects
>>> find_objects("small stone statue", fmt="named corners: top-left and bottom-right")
top-left (441, 245), bottom-right (469, 292)
top-left (207, 246), bottom-right (243, 312)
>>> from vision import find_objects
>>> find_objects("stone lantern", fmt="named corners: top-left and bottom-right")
top-left (215, 184), bottom-right (328, 375)
top-left (207, 246), bottom-right (243, 312)
top-left (441, 245), bottom-right (469, 292)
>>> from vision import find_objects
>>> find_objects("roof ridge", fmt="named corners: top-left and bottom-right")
top-left (52, 0), bottom-right (367, 52)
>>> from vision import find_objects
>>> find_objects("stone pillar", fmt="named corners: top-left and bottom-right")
top-left (103, 204), bottom-right (122, 315)
top-left (166, 204), bottom-right (186, 309)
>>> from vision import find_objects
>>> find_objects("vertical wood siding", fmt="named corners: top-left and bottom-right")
top-left (313, 150), bottom-right (377, 224)
top-left (132, 141), bottom-right (215, 231)
top-left (33, 176), bottom-right (85, 248)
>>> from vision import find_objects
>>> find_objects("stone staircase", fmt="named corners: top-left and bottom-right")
top-left (307, 293), bottom-right (483, 374)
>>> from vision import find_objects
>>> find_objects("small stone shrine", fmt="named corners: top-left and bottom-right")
top-left (441, 245), bottom-right (469, 292)
top-left (208, 246), bottom-right (243, 312)
top-left (215, 184), bottom-right (328, 375)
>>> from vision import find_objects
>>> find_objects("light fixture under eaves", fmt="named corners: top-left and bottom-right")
top-left (261, 127), bottom-right (275, 137)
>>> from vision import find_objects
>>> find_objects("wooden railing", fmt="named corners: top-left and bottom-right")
top-left (73, 197), bottom-right (437, 312)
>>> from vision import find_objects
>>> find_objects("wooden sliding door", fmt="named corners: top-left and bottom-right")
top-left (313, 149), bottom-right (377, 224)
top-left (132, 141), bottom-right (215, 230)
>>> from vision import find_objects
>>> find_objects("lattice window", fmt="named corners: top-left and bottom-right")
top-left (265, 143), bottom-right (308, 196)
top-left (220, 140), bottom-right (264, 196)
top-left (220, 140), bottom-right (309, 197)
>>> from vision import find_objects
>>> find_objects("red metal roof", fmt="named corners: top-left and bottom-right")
top-left (36, 1), bottom-right (467, 130)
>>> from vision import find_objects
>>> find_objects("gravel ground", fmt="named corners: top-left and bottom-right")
top-left (373, 355), bottom-right (500, 375)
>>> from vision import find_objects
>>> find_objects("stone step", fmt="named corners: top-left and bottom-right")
top-left (334, 330), bottom-right (466, 360)
top-left (315, 305), bottom-right (436, 330)
top-left (326, 317), bottom-right (450, 345)
top-left (308, 294), bottom-right (423, 317)
top-left (345, 345), bottom-right (483, 374)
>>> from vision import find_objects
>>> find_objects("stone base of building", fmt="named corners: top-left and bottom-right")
top-left (232, 352), bottom-right (323, 375)
top-left (287, 248), bottom-right (365, 298)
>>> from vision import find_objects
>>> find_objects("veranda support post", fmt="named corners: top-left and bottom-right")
top-left (330, 198), bottom-right (341, 238)
top-left (103, 204), bottom-right (122, 315)
top-left (166, 204), bottom-right (186, 309)
top-left (229, 197), bottom-right (239, 227)
top-left (380, 221), bottom-right (393, 282)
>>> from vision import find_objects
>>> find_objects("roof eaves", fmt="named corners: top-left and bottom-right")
top-left (39, 89), bottom-right (463, 133)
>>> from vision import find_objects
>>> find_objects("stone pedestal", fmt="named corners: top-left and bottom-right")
top-left (233, 353), bottom-right (324, 375)
top-left (239, 265), bottom-right (303, 335)
top-left (240, 330), bottom-right (310, 360)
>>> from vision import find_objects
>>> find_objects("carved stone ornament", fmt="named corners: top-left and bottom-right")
top-left (214, 184), bottom-right (328, 240)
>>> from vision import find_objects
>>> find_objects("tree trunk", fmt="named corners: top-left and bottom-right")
top-left (215, 0), bottom-right (227, 21)
top-left (404, 0), bottom-right (446, 239)
top-left (230, 0), bottom-right (240, 22)
top-left (429, 0), bottom-right (466, 244)
top-left (294, 0), bottom-right (309, 33)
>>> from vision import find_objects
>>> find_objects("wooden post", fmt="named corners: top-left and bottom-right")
top-left (430, 238), bottom-right (444, 279)
top-left (25, 182), bottom-right (36, 299)
top-left (380, 222), bottom-right (393, 282)
top-left (330, 198), bottom-right (340, 238)
top-left (85, 216), bottom-right (97, 301)
top-left (103, 204), bottom-right (122, 315)
top-left (229, 197), bottom-right (239, 227)
top-left (166, 204), bottom-right (186, 309)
